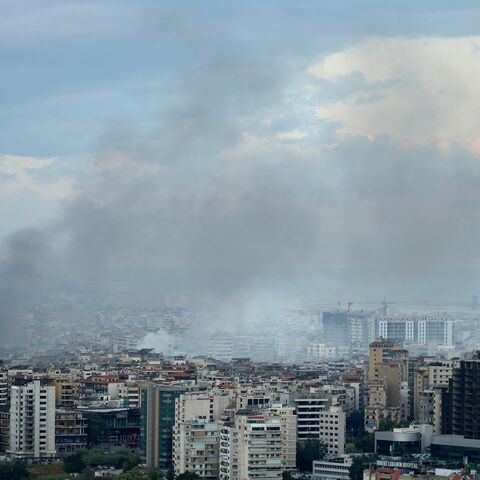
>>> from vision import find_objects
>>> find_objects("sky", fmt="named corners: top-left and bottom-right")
top-left (2, 0), bottom-right (480, 318)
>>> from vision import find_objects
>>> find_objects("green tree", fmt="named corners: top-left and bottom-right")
top-left (83, 448), bottom-right (106, 467)
top-left (282, 471), bottom-right (294, 480)
top-left (345, 442), bottom-right (356, 454)
top-left (0, 459), bottom-right (30, 480)
top-left (347, 411), bottom-right (365, 439)
top-left (148, 470), bottom-right (164, 480)
top-left (108, 449), bottom-right (140, 472)
top-left (296, 439), bottom-right (327, 472)
top-left (118, 467), bottom-right (144, 480)
top-left (176, 472), bottom-right (203, 480)
top-left (64, 451), bottom-right (87, 473)
top-left (86, 415), bottom-right (107, 446)
top-left (378, 419), bottom-right (408, 431)
top-left (349, 456), bottom-right (365, 480)
top-left (353, 432), bottom-right (375, 453)
top-left (349, 455), bottom-right (377, 480)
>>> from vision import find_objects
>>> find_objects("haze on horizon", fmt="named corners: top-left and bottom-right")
top-left (1, 1), bottom-right (480, 344)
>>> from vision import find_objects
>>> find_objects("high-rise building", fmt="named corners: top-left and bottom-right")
top-left (173, 418), bottom-right (220, 479)
top-left (377, 315), bottom-right (454, 346)
top-left (0, 410), bottom-right (9, 452)
top-left (318, 406), bottom-right (346, 456)
top-left (365, 339), bottom-right (409, 430)
top-left (269, 405), bottom-right (297, 471)
top-left (8, 380), bottom-right (56, 458)
top-left (322, 311), bottom-right (370, 348)
top-left (236, 411), bottom-right (284, 480)
top-left (219, 420), bottom-right (235, 480)
top-left (140, 383), bottom-right (186, 471)
top-left (0, 372), bottom-right (8, 409)
top-left (176, 392), bottom-right (232, 423)
top-left (294, 396), bottom-right (330, 440)
top-left (443, 352), bottom-right (480, 439)
top-left (173, 391), bottom-right (231, 477)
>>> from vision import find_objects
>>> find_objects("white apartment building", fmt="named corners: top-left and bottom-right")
top-left (377, 315), bottom-right (454, 346)
top-left (173, 417), bottom-right (220, 479)
top-left (307, 343), bottom-right (338, 361)
top-left (8, 380), bottom-right (56, 458)
top-left (312, 457), bottom-right (352, 480)
top-left (219, 412), bottom-right (284, 480)
top-left (209, 336), bottom-right (234, 361)
top-left (235, 412), bottom-right (283, 480)
top-left (219, 421), bottom-right (236, 480)
top-left (319, 406), bottom-right (346, 456)
top-left (0, 372), bottom-right (7, 408)
top-left (294, 396), bottom-right (330, 440)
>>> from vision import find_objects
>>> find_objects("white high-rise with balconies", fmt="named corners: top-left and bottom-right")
top-left (8, 380), bottom-right (56, 458)
top-left (219, 411), bottom-right (284, 480)
top-left (0, 371), bottom-right (7, 409)
top-left (318, 406), bottom-right (346, 456)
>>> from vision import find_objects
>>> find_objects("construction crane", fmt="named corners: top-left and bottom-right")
top-left (380, 297), bottom-right (394, 316)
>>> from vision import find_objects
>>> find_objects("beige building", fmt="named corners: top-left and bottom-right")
top-left (54, 378), bottom-right (81, 409)
top-left (269, 405), bottom-right (297, 471)
top-left (366, 339), bottom-right (409, 430)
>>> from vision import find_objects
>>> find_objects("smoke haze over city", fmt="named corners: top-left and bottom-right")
top-left (5, 5), bottom-right (480, 480)
top-left (2, 1), bottom-right (480, 348)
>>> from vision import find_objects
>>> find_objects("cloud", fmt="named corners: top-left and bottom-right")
top-left (276, 129), bottom-right (308, 140)
top-left (309, 36), bottom-right (480, 152)
top-left (0, 154), bottom-right (74, 199)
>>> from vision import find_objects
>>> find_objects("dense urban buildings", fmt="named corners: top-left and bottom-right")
top-left (0, 299), bottom-right (479, 480)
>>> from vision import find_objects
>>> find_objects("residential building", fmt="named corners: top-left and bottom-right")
top-left (234, 411), bottom-right (283, 480)
top-left (294, 396), bottom-right (330, 440)
top-left (0, 410), bottom-right (9, 452)
top-left (173, 418), bottom-right (220, 479)
top-left (219, 420), bottom-right (235, 480)
top-left (8, 380), bottom-right (56, 458)
top-left (55, 409), bottom-right (88, 455)
top-left (80, 406), bottom-right (140, 451)
top-left (443, 352), bottom-right (480, 439)
top-left (319, 406), bottom-right (346, 456)
top-left (0, 371), bottom-right (7, 409)
top-left (54, 378), bottom-right (81, 408)
top-left (269, 405), bottom-right (297, 471)
top-left (365, 340), bottom-right (409, 430)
